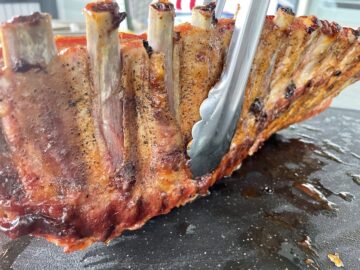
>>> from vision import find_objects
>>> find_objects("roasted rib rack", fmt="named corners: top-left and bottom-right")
top-left (0, 1), bottom-right (358, 251)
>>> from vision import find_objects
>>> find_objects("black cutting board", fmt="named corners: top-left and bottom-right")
top-left (1, 108), bottom-right (360, 270)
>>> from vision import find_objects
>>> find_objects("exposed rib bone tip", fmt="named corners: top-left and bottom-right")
top-left (274, 6), bottom-right (295, 30)
top-left (84, 1), bottom-right (126, 32)
top-left (0, 12), bottom-right (56, 71)
top-left (191, 3), bottom-right (217, 29)
top-left (5, 12), bottom-right (44, 26)
top-left (151, 0), bottom-right (175, 12)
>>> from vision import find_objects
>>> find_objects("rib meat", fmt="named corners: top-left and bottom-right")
top-left (0, 3), bottom-right (359, 252)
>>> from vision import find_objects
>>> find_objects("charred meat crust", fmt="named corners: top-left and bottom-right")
top-left (85, 2), bottom-right (126, 31)
top-left (194, 2), bottom-right (216, 13)
top-left (142, 40), bottom-right (154, 56)
top-left (285, 82), bottom-right (297, 99)
top-left (333, 70), bottom-right (342, 77)
top-left (321, 20), bottom-right (341, 36)
top-left (6, 12), bottom-right (44, 26)
top-left (279, 7), bottom-right (295, 16)
top-left (212, 13), bottom-right (218, 25)
top-left (355, 28), bottom-right (360, 37)
top-left (249, 98), bottom-right (264, 117)
top-left (174, 31), bottom-right (181, 42)
top-left (12, 59), bottom-right (43, 73)
top-left (306, 18), bottom-right (320, 34)
top-left (151, 2), bottom-right (175, 12)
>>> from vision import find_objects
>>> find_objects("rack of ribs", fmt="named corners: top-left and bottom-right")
top-left (0, 1), bottom-right (358, 252)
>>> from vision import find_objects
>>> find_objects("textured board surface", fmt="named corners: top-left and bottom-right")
top-left (1, 108), bottom-right (360, 270)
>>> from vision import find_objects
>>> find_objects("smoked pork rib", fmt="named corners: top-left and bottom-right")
top-left (0, 2), bottom-right (359, 252)
top-left (0, 4), bottom-right (197, 251)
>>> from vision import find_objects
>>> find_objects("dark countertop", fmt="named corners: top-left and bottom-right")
top-left (1, 107), bottom-right (360, 270)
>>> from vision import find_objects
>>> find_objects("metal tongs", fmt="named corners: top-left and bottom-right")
top-left (189, 0), bottom-right (270, 176)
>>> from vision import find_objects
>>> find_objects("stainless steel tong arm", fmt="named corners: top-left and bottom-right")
top-left (189, 0), bottom-right (270, 177)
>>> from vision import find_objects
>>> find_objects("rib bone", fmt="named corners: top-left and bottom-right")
top-left (191, 2), bottom-right (216, 30)
top-left (147, 1), bottom-right (176, 114)
top-left (84, 1), bottom-right (126, 174)
top-left (0, 12), bottom-right (56, 71)
top-left (274, 7), bottom-right (295, 30)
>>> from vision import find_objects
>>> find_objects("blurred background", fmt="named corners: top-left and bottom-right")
top-left (0, 0), bottom-right (359, 34)
top-left (0, 0), bottom-right (359, 109)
